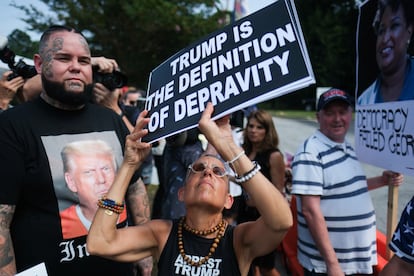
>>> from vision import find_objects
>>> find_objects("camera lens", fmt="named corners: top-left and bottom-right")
top-left (92, 66), bottom-right (128, 91)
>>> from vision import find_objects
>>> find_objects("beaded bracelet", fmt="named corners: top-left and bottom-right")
top-left (226, 150), bottom-right (245, 166)
top-left (97, 196), bottom-right (125, 214)
top-left (234, 161), bottom-right (261, 184)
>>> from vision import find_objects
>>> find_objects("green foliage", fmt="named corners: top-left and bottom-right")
top-left (7, 30), bottom-right (38, 59)
top-left (295, 0), bottom-right (358, 92)
top-left (267, 0), bottom-right (359, 110)
top-left (11, 0), bottom-right (228, 88)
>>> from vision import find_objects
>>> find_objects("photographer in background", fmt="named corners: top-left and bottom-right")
top-left (121, 87), bottom-right (155, 191)
top-left (0, 35), bottom-right (40, 105)
top-left (121, 87), bottom-right (145, 124)
top-left (0, 70), bottom-right (24, 112)
top-left (92, 81), bottom-right (135, 132)
top-left (0, 70), bottom-right (44, 106)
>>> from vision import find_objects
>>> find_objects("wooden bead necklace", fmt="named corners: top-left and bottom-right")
top-left (178, 216), bottom-right (227, 267)
top-left (183, 217), bottom-right (225, 236)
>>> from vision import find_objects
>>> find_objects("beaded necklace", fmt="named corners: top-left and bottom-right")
top-left (178, 216), bottom-right (227, 267)
top-left (183, 217), bottom-right (225, 236)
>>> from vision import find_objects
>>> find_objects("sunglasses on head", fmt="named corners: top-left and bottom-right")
top-left (188, 162), bottom-right (227, 177)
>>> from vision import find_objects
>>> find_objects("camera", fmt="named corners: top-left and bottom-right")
top-left (0, 36), bottom-right (37, 81)
top-left (93, 66), bottom-right (128, 91)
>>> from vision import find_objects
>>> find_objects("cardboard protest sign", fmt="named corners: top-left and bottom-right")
top-left (144, 0), bottom-right (315, 143)
top-left (355, 0), bottom-right (414, 176)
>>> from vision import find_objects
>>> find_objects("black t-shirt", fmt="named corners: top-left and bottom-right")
top-left (0, 98), bottom-right (134, 275)
top-left (158, 219), bottom-right (241, 275)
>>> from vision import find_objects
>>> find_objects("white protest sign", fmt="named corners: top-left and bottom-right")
top-left (355, 101), bottom-right (414, 176)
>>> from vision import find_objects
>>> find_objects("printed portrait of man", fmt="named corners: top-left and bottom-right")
top-left (59, 139), bottom-right (127, 239)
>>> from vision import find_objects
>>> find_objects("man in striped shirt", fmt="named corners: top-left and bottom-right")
top-left (291, 88), bottom-right (403, 275)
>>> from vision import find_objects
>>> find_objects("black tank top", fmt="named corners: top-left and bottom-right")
top-left (238, 149), bottom-right (281, 223)
top-left (158, 219), bottom-right (241, 275)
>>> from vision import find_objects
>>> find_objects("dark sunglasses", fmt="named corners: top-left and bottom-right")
top-left (188, 162), bottom-right (227, 177)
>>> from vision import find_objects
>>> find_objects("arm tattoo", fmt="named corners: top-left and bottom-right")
top-left (0, 204), bottom-right (16, 274)
top-left (126, 178), bottom-right (151, 225)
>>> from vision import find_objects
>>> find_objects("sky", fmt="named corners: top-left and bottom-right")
top-left (0, 0), bottom-right (275, 40)
top-left (0, 0), bottom-right (51, 40)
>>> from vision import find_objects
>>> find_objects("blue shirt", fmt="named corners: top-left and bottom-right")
top-left (358, 57), bottom-right (414, 105)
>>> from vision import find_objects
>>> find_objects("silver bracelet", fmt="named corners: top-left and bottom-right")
top-left (226, 150), bottom-right (245, 166)
top-left (235, 161), bottom-right (261, 184)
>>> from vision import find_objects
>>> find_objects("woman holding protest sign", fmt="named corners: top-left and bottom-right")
top-left (358, 0), bottom-right (414, 104)
top-left (87, 103), bottom-right (293, 276)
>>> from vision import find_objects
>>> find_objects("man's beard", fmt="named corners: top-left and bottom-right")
top-left (42, 75), bottom-right (94, 106)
